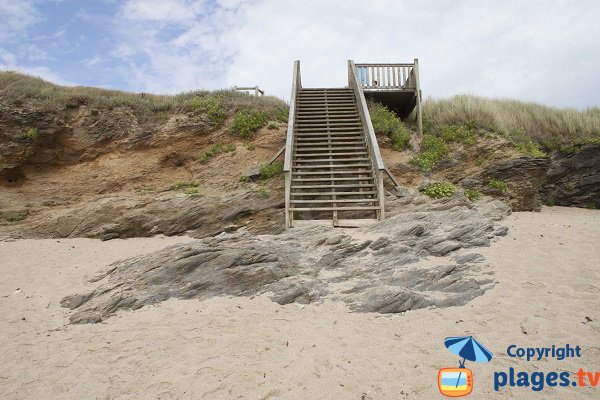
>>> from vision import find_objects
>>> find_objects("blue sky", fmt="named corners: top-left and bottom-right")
top-left (1, 0), bottom-right (599, 108)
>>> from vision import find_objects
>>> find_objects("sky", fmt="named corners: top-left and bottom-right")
top-left (1, 0), bottom-right (599, 108)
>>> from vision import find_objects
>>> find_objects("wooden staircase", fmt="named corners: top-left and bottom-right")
top-left (289, 88), bottom-right (382, 225)
top-left (283, 60), bottom-right (396, 228)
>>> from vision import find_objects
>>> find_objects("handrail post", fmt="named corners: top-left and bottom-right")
top-left (284, 61), bottom-right (301, 229)
top-left (414, 58), bottom-right (423, 151)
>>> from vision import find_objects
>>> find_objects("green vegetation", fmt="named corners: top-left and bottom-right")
top-left (133, 186), bottom-right (156, 195)
top-left (229, 110), bottom-right (268, 138)
top-left (259, 162), bottom-right (283, 180)
top-left (267, 122), bottom-right (278, 130)
top-left (171, 180), bottom-right (199, 190)
top-left (255, 186), bottom-right (269, 197)
top-left (198, 143), bottom-right (236, 164)
top-left (464, 188), bottom-right (481, 201)
top-left (368, 101), bottom-right (411, 150)
top-left (545, 198), bottom-right (556, 207)
top-left (19, 128), bottom-right (38, 141)
top-left (488, 179), bottom-right (509, 193)
top-left (245, 143), bottom-right (256, 151)
top-left (184, 187), bottom-right (200, 195)
top-left (437, 125), bottom-right (478, 145)
top-left (423, 181), bottom-right (456, 199)
top-left (0, 71), bottom-right (286, 122)
top-left (411, 134), bottom-right (448, 171)
top-left (514, 141), bottom-right (546, 157)
top-left (7, 212), bottom-right (26, 222)
top-left (239, 175), bottom-right (251, 183)
top-left (275, 107), bottom-right (289, 123)
top-left (423, 95), bottom-right (600, 150)
top-left (189, 96), bottom-right (226, 124)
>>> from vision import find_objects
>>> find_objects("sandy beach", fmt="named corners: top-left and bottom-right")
top-left (1, 206), bottom-right (599, 399)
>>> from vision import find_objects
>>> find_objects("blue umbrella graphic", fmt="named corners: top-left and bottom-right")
top-left (444, 336), bottom-right (493, 387)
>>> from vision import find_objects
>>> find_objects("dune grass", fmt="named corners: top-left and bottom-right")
top-left (422, 95), bottom-right (600, 150)
top-left (0, 71), bottom-right (287, 121)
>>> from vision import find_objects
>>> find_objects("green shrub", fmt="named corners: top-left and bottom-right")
top-left (267, 123), bottom-right (278, 130)
top-left (488, 179), bottom-right (509, 193)
top-left (171, 180), bottom-right (199, 190)
top-left (438, 125), bottom-right (477, 145)
top-left (19, 128), bottom-right (38, 141)
top-left (368, 101), bottom-right (411, 150)
top-left (245, 143), bottom-right (256, 151)
top-left (255, 186), bottom-right (269, 197)
top-left (189, 96), bottom-right (226, 124)
top-left (184, 187), bottom-right (200, 195)
top-left (259, 162), bottom-right (283, 180)
top-left (545, 197), bottom-right (556, 206)
top-left (7, 212), bottom-right (26, 222)
top-left (423, 182), bottom-right (456, 199)
top-left (230, 110), bottom-right (268, 138)
top-left (275, 107), bottom-right (289, 123)
top-left (464, 188), bottom-right (481, 201)
top-left (411, 134), bottom-right (448, 171)
top-left (198, 143), bottom-right (236, 164)
top-left (515, 141), bottom-right (547, 157)
top-left (239, 175), bottom-right (251, 183)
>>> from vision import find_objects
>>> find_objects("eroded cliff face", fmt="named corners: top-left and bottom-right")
top-left (542, 144), bottom-right (600, 209)
top-left (1, 88), bottom-right (598, 240)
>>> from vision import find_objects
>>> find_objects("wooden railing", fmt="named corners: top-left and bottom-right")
top-left (354, 63), bottom-right (416, 90)
top-left (348, 60), bottom-right (385, 220)
top-left (283, 60), bottom-right (301, 228)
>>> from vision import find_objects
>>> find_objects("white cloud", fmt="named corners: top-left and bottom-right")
top-left (224, 0), bottom-right (600, 107)
top-left (0, 0), bottom-right (39, 41)
top-left (82, 55), bottom-right (102, 66)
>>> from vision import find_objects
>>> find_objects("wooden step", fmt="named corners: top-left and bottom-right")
top-left (289, 206), bottom-right (380, 211)
top-left (296, 127), bottom-right (363, 132)
top-left (293, 171), bottom-right (372, 176)
top-left (293, 163), bottom-right (371, 169)
top-left (293, 152), bottom-right (368, 157)
top-left (293, 158), bottom-right (370, 163)
top-left (291, 199), bottom-right (378, 204)
top-left (295, 135), bottom-right (363, 140)
top-left (291, 191), bottom-right (377, 196)
top-left (294, 133), bottom-right (364, 138)
top-left (295, 142), bottom-right (365, 147)
top-left (292, 177), bottom-right (374, 182)
top-left (290, 184), bottom-right (376, 189)
top-left (294, 147), bottom-right (366, 152)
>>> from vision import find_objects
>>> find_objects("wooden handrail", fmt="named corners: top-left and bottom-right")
top-left (283, 61), bottom-right (300, 172)
top-left (354, 62), bottom-right (416, 90)
top-left (348, 60), bottom-right (385, 171)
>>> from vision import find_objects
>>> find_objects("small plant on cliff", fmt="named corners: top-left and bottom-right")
top-left (171, 180), bottom-right (199, 190)
top-left (230, 110), bottom-right (268, 138)
top-left (423, 182), bottom-right (456, 199)
top-left (514, 141), bottom-right (547, 158)
top-left (464, 188), bottom-right (481, 201)
top-left (184, 187), bottom-right (200, 195)
top-left (255, 186), bottom-right (269, 197)
top-left (438, 125), bottom-right (477, 145)
top-left (245, 143), bottom-right (255, 151)
top-left (189, 96), bottom-right (226, 124)
top-left (19, 128), bottom-right (38, 141)
top-left (411, 134), bottom-right (448, 171)
top-left (259, 162), bottom-right (283, 180)
top-left (7, 212), bottom-right (26, 222)
top-left (368, 101), bottom-right (411, 150)
top-left (239, 175), bottom-right (251, 183)
top-left (198, 143), bottom-right (236, 164)
top-left (488, 179), bottom-right (509, 193)
top-left (267, 122), bottom-right (278, 130)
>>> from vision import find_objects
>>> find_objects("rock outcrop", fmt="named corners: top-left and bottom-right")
top-left (542, 144), bottom-right (600, 209)
top-left (61, 200), bottom-right (509, 324)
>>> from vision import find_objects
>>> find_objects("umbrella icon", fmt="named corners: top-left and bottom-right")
top-left (444, 336), bottom-right (493, 389)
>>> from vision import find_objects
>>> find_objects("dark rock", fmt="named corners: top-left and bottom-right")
top-left (542, 144), bottom-right (600, 209)
top-left (61, 204), bottom-right (509, 324)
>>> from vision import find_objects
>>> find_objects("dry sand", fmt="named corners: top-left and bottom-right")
top-left (1, 206), bottom-right (599, 399)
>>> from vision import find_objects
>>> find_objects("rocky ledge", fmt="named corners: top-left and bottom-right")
top-left (61, 198), bottom-right (510, 324)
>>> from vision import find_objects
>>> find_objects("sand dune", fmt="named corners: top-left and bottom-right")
top-left (1, 206), bottom-right (599, 399)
